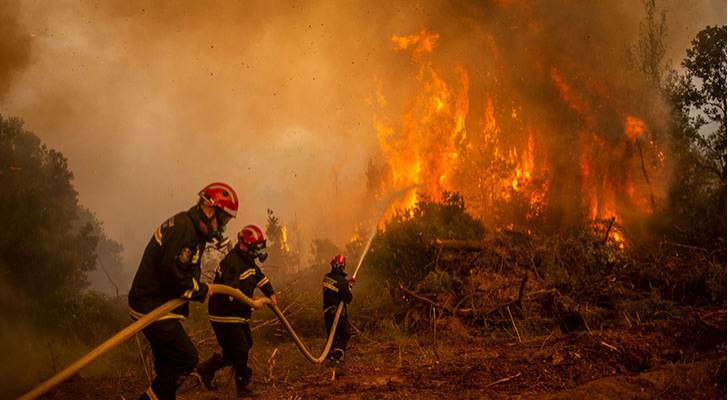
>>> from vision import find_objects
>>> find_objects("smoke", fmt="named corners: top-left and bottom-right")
top-left (369, 0), bottom-right (726, 233)
top-left (0, 1), bottom-right (32, 99)
top-left (0, 1), bottom-right (724, 283)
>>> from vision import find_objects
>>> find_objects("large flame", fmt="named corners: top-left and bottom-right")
top-left (372, 24), bottom-right (669, 244)
top-left (375, 30), bottom-right (468, 213)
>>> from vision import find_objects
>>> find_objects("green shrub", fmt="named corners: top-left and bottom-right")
top-left (366, 192), bottom-right (485, 286)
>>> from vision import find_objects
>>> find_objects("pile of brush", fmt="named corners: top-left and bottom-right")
top-left (396, 226), bottom-right (726, 340)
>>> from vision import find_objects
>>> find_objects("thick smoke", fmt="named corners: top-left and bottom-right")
top-left (0, 1), bottom-right (32, 99)
top-left (0, 1), bottom-right (724, 284)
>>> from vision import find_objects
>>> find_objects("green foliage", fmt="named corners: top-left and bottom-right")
top-left (539, 225), bottom-right (631, 298)
top-left (0, 114), bottom-right (125, 340)
top-left (366, 191), bottom-right (485, 286)
top-left (419, 267), bottom-right (462, 293)
top-left (661, 25), bottom-right (727, 246)
top-left (669, 25), bottom-right (726, 181)
top-left (0, 115), bottom-right (97, 298)
top-left (47, 292), bottom-right (128, 344)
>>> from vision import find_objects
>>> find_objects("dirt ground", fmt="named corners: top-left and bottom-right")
top-left (40, 307), bottom-right (725, 400)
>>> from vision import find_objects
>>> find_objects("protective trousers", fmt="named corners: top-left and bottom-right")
top-left (211, 322), bottom-right (254, 389)
top-left (139, 319), bottom-right (198, 400)
top-left (324, 308), bottom-right (350, 357)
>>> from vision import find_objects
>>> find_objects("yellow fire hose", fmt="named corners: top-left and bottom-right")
top-left (267, 235), bottom-right (371, 364)
top-left (19, 239), bottom-right (368, 400)
top-left (17, 284), bottom-right (268, 400)
top-left (18, 186), bottom-right (412, 400)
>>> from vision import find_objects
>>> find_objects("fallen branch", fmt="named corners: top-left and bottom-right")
top-left (399, 284), bottom-right (448, 313)
top-left (517, 272), bottom-right (528, 308)
top-left (267, 348), bottom-right (279, 381)
top-left (507, 306), bottom-right (522, 343)
top-left (600, 341), bottom-right (620, 353)
top-left (431, 306), bottom-right (440, 363)
top-left (485, 372), bottom-right (522, 388)
top-left (538, 329), bottom-right (556, 351)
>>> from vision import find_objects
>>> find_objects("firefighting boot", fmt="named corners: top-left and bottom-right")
top-left (195, 352), bottom-right (225, 390)
top-left (235, 376), bottom-right (256, 398)
top-left (331, 348), bottom-right (345, 364)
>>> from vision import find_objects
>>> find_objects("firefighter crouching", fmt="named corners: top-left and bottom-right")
top-left (196, 225), bottom-right (277, 397)
top-left (323, 254), bottom-right (354, 364)
top-left (128, 182), bottom-right (238, 400)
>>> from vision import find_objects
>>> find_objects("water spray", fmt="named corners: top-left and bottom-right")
top-left (268, 184), bottom-right (419, 363)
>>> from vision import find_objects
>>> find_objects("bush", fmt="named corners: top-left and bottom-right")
top-left (366, 191), bottom-right (485, 287)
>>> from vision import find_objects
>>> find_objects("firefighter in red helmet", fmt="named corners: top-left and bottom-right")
top-left (129, 182), bottom-right (238, 400)
top-left (323, 254), bottom-right (354, 365)
top-left (196, 225), bottom-right (277, 398)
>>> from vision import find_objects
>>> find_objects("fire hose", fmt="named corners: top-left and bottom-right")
top-left (17, 284), bottom-right (268, 400)
top-left (20, 248), bottom-right (366, 400)
top-left (18, 185), bottom-right (412, 400)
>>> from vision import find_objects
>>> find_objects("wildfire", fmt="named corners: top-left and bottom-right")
top-left (510, 132), bottom-right (535, 191)
top-left (372, 26), bottom-right (669, 241)
top-left (610, 230), bottom-right (626, 250)
top-left (624, 115), bottom-right (646, 140)
top-left (375, 30), bottom-right (468, 214)
top-left (391, 30), bottom-right (440, 55)
top-left (280, 225), bottom-right (290, 252)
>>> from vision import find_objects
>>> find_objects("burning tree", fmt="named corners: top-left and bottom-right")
top-left (369, 2), bottom-right (677, 248)
top-left (265, 208), bottom-right (301, 273)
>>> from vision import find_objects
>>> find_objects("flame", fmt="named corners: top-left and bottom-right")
top-left (624, 115), bottom-right (646, 140)
top-left (280, 225), bottom-right (289, 252)
top-left (610, 230), bottom-right (625, 249)
top-left (392, 30), bottom-right (440, 55)
top-left (375, 30), bottom-right (468, 216)
top-left (510, 132), bottom-right (535, 191)
top-left (372, 28), bottom-right (669, 242)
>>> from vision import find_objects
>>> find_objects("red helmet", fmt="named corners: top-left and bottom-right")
top-left (331, 254), bottom-right (346, 269)
top-left (238, 225), bottom-right (268, 261)
top-left (199, 182), bottom-right (238, 218)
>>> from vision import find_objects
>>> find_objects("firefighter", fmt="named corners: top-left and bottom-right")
top-left (128, 182), bottom-right (238, 400)
top-left (196, 225), bottom-right (277, 397)
top-left (322, 254), bottom-right (354, 364)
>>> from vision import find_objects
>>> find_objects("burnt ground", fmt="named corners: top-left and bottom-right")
top-left (40, 307), bottom-right (725, 400)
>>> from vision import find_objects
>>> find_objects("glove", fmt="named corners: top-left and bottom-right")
top-left (190, 282), bottom-right (210, 302)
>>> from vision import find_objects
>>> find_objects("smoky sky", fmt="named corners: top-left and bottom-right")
top-left (0, 0), bottom-right (724, 283)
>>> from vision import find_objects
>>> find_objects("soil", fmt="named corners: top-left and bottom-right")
top-left (40, 308), bottom-right (725, 400)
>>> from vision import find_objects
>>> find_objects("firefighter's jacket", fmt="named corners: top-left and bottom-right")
top-left (128, 206), bottom-right (210, 321)
top-left (207, 248), bottom-right (275, 324)
top-left (322, 269), bottom-right (353, 312)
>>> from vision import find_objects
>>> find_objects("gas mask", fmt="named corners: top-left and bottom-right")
top-left (243, 241), bottom-right (268, 262)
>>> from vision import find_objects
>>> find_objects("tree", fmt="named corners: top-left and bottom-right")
top-left (671, 25), bottom-right (727, 181)
top-left (634, 0), bottom-right (668, 89)
top-left (0, 115), bottom-right (128, 346)
top-left (662, 25), bottom-right (727, 245)
top-left (0, 115), bottom-right (99, 300)
top-left (76, 208), bottom-right (126, 297)
top-left (309, 238), bottom-right (340, 271)
top-left (264, 209), bottom-right (300, 273)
